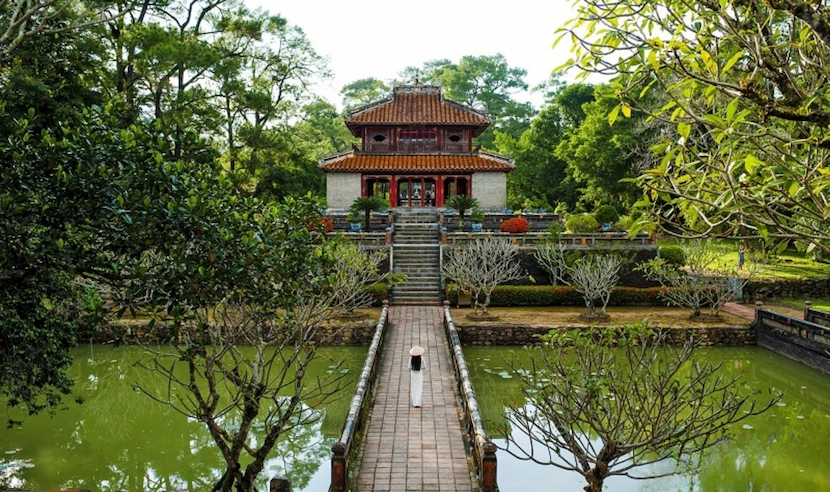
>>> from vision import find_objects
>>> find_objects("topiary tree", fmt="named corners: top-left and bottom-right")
top-left (658, 244), bottom-right (686, 266)
top-left (593, 204), bottom-right (619, 226)
top-left (349, 196), bottom-right (389, 232)
top-left (445, 195), bottom-right (481, 228)
top-left (565, 214), bottom-right (600, 233)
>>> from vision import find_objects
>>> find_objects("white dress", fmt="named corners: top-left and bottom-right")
top-left (410, 357), bottom-right (424, 407)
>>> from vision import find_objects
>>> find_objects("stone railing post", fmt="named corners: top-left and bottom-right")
top-left (481, 441), bottom-right (498, 492)
top-left (804, 300), bottom-right (812, 321)
top-left (330, 441), bottom-right (347, 492)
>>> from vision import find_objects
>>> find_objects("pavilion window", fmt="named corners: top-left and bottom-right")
top-left (397, 128), bottom-right (438, 152)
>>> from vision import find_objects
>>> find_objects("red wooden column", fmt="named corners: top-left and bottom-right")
top-left (437, 175), bottom-right (445, 207)
top-left (390, 175), bottom-right (398, 207)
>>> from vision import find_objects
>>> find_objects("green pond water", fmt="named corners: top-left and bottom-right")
top-left (0, 345), bottom-right (367, 492)
top-left (465, 346), bottom-right (830, 492)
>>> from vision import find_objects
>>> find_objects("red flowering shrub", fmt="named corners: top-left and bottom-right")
top-left (307, 215), bottom-right (334, 233)
top-left (319, 216), bottom-right (334, 233)
top-left (500, 216), bottom-right (530, 233)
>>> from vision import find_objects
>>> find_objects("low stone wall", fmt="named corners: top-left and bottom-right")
top-left (744, 277), bottom-right (830, 302)
top-left (455, 323), bottom-right (755, 346)
top-left (94, 319), bottom-right (379, 346)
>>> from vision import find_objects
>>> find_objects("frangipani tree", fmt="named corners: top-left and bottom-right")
top-left (535, 243), bottom-right (622, 319)
top-left (558, 0), bottom-right (830, 255)
top-left (442, 237), bottom-right (524, 317)
top-left (502, 324), bottom-right (778, 492)
top-left (637, 239), bottom-right (755, 319)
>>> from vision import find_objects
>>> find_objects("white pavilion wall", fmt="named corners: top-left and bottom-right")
top-left (326, 173), bottom-right (362, 209)
top-left (472, 172), bottom-right (507, 209)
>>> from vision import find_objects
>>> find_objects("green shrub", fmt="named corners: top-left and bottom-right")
top-left (594, 205), bottom-right (619, 225)
top-left (565, 214), bottom-right (600, 233)
top-left (363, 283), bottom-right (388, 306)
top-left (546, 220), bottom-right (565, 237)
top-left (446, 284), bottom-right (670, 307)
top-left (659, 245), bottom-right (686, 266)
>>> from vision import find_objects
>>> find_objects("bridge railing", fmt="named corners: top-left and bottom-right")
top-left (756, 307), bottom-right (830, 348)
top-left (330, 301), bottom-right (389, 492)
top-left (443, 301), bottom-right (498, 492)
top-left (804, 302), bottom-right (830, 328)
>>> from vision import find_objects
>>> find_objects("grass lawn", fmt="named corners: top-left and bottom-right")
top-left (657, 238), bottom-right (830, 280)
top-left (768, 299), bottom-right (830, 312)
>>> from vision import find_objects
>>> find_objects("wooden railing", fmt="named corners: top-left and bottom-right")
top-left (756, 307), bottom-right (830, 349)
top-left (443, 302), bottom-right (498, 492)
top-left (330, 302), bottom-right (390, 492)
top-left (804, 302), bottom-right (830, 328)
top-left (442, 231), bottom-right (654, 247)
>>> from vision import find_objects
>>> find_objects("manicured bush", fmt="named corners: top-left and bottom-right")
top-left (446, 284), bottom-right (671, 307)
top-left (565, 214), bottom-right (600, 233)
top-left (659, 245), bottom-right (686, 265)
top-left (594, 205), bottom-right (619, 225)
top-left (500, 216), bottom-right (530, 233)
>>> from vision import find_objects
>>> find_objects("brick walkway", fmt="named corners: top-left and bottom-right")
top-left (353, 305), bottom-right (476, 492)
top-left (722, 302), bottom-right (757, 321)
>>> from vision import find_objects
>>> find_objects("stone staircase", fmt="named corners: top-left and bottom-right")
top-left (389, 209), bottom-right (442, 305)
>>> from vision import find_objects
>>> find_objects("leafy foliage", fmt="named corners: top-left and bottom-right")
top-left (593, 205), bottom-right (620, 225)
top-left (559, 0), bottom-right (830, 253)
top-left (565, 214), bottom-right (599, 233)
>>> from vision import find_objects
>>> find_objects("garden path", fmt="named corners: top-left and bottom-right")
top-left (353, 305), bottom-right (476, 492)
top-left (722, 302), bottom-right (756, 321)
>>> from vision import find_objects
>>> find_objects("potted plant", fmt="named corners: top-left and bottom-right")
top-left (445, 195), bottom-right (481, 230)
top-left (469, 208), bottom-right (485, 232)
top-left (349, 196), bottom-right (389, 232)
top-left (594, 205), bottom-right (620, 232)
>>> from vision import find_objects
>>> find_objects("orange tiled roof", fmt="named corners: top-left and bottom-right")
top-left (345, 86), bottom-right (489, 132)
top-left (318, 150), bottom-right (514, 173)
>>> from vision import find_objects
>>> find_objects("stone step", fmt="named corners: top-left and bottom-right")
top-left (394, 257), bottom-right (439, 265)
top-left (389, 298), bottom-right (442, 306)
top-left (395, 268), bottom-right (440, 275)
top-left (397, 279), bottom-right (441, 287)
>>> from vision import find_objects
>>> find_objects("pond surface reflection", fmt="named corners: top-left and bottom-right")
top-left (0, 345), bottom-right (367, 492)
top-left (465, 346), bottom-right (830, 492)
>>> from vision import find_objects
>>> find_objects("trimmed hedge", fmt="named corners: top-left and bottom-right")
top-left (446, 284), bottom-right (669, 307)
top-left (659, 245), bottom-right (686, 265)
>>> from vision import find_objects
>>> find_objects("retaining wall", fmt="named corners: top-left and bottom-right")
top-left (454, 323), bottom-right (755, 346)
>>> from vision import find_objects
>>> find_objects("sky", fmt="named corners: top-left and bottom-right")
top-left (246, 0), bottom-right (576, 110)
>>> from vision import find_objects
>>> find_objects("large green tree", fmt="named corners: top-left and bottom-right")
top-left (555, 84), bottom-right (649, 210)
top-left (560, 0), bottom-right (830, 253)
top-left (496, 80), bottom-right (594, 211)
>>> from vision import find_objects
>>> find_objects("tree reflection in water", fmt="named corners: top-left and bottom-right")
top-left (0, 345), bottom-right (365, 491)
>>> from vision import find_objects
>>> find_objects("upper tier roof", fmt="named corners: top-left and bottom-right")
top-left (345, 85), bottom-right (490, 136)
